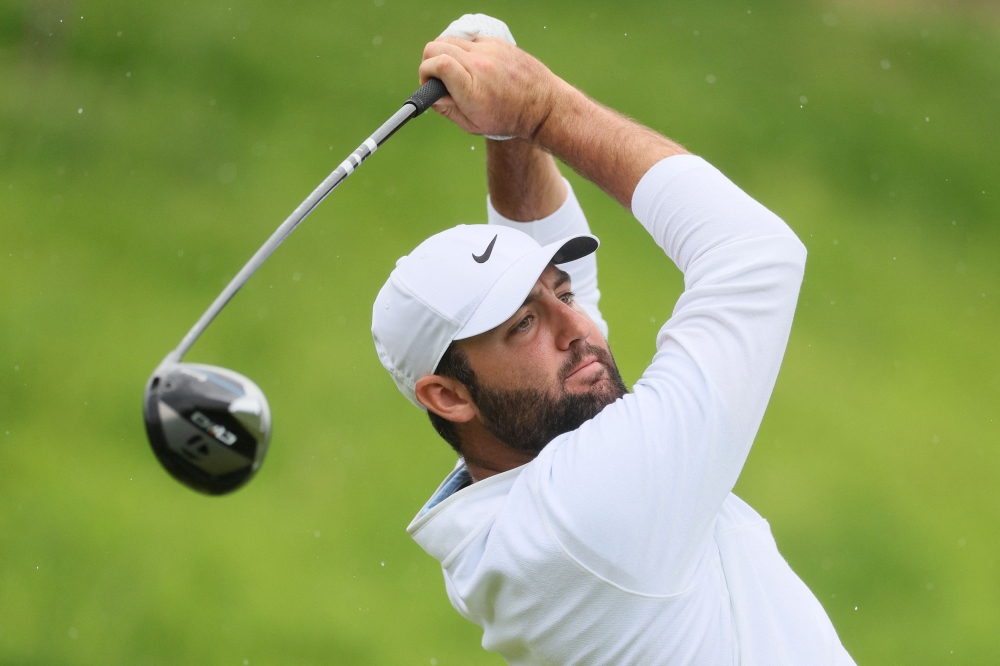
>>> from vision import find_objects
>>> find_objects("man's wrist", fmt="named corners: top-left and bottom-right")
top-left (529, 79), bottom-right (587, 148)
top-left (528, 80), bottom-right (687, 209)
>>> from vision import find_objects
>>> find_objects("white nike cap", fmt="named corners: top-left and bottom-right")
top-left (372, 224), bottom-right (598, 409)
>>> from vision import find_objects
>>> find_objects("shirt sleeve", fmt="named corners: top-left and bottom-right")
top-left (529, 155), bottom-right (807, 595)
top-left (487, 179), bottom-right (609, 339)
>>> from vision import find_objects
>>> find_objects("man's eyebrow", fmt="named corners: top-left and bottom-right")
top-left (519, 269), bottom-right (573, 309)
top-left (521, 289), bottom-right (542, 308)
top-left (553, 269), bottom-right (572, 290)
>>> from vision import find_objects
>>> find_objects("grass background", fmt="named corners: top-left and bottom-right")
top-left (1, 0), bottom-right (998, 663)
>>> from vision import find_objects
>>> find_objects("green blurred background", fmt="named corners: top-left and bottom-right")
top-left (1, 0), bottom-right (997, 663)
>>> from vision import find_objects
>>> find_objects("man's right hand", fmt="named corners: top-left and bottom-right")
top-left (418, 36), bottom-right (565, 141)
top-left (421, 23), bottom-right (689, 209)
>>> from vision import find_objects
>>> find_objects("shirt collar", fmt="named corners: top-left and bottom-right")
top-left (407, 462), bottom-right (525, 565)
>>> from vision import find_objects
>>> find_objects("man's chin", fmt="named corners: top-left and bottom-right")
top-left (593, 375), bottom-right (628, 406)
top-left (566, 366), bottom-right (614, 394)
top-left (564, 368), bottom-right (627, 409)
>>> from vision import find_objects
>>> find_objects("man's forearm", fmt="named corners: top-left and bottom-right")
top-left (533, 83), bottom-right (687, 210)
top-left (486, 139), bottom-right (567, 222)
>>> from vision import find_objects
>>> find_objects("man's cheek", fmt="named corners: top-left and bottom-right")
top-left (485, 354), bottom-right (544, 390)
top-left (506, 355), bottom-right (562, 395)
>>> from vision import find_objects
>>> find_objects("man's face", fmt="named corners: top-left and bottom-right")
top-left (457, 264), bottom-right (628, 453)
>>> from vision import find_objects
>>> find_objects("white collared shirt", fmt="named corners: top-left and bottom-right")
top-left (408, 156), bottom-right (856, 666)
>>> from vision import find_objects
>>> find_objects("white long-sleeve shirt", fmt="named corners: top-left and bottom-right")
top-left (407, 155), bottom-right (856, 666)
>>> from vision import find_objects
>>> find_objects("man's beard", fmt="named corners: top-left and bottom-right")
top-left (466, 343), bottom-right (628, 455)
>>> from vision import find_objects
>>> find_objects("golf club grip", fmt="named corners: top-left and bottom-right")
top-left (406, 78), bottom-right (448, 116)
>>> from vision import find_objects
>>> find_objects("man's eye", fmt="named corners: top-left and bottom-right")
top-left (559, 291), bottom-right (575, 304)
top-left (514, 315), bottom-right (533, 332)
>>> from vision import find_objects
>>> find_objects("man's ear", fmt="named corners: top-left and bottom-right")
top-left (415, 374), bottom-right (477, 423)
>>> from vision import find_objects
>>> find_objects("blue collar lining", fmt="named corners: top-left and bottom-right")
top-left (418, 464), bottom-right (473, 517)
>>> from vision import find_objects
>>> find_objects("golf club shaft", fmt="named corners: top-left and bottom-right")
top-left (164, 78), bottom-right (448, 365)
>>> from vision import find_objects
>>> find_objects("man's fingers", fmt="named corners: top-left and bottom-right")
top-left (415, 24), bottom-right (528, 137)
top-left (422, 40), bottom-right (475, 64)
top-left (419, 54), bottom-right (473, 98)
top-left (431, 99), bottom-right (473, 130)
top-left (417, 60), bottom-right (480, 134)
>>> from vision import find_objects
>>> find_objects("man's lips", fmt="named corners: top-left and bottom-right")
top-left (565, 357), bottom-right (602, 381)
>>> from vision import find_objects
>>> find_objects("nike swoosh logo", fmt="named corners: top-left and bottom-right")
top-left (472, 235), bottom-right (498, 264)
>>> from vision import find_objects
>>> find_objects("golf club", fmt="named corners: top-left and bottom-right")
top-left (143, 78), bottom-right (449, 495)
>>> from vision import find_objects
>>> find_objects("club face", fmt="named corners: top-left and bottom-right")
top-left (144, 363), bottom-right (271, 495)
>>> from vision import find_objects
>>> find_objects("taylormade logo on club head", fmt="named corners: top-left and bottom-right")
top-left (190, 411), bottom-right (238, 446)
top-left (473, 235), bottom-right (498, 263)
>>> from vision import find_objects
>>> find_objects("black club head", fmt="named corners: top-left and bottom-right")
top-left (143, 363), bottom-right (271, 495)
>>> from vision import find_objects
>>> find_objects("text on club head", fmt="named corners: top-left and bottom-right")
top-left (190, 411), bottom-right (238, 446)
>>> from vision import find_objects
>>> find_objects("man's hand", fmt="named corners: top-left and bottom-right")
top-left (420, 25), bottom-right (689, 208)
top-left (419, 36), bottom-right (563, 141)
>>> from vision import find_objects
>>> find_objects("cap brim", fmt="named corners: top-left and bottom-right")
top-left (454, 234), bottom-right (598, 340)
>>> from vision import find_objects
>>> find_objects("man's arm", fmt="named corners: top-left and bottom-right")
top-left (486, 138), bottom-right (566, 222)
top-left (534, 87), bottom-right (688, 208)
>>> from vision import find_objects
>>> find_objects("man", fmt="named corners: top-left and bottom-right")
top-left (371, 15), bottom-right (856, 666)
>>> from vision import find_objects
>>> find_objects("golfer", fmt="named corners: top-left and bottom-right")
top-left (372, 15), bottom-right (856, 666)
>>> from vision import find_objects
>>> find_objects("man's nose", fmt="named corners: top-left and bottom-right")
top-left (553, 299), bottom-right (593, 350)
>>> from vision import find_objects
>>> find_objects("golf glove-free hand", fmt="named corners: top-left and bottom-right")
top-left (439, 14), bottom-right (517, 141)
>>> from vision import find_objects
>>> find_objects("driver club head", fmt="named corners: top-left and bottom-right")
top-left (143, 362), bottom-right (271, 495)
